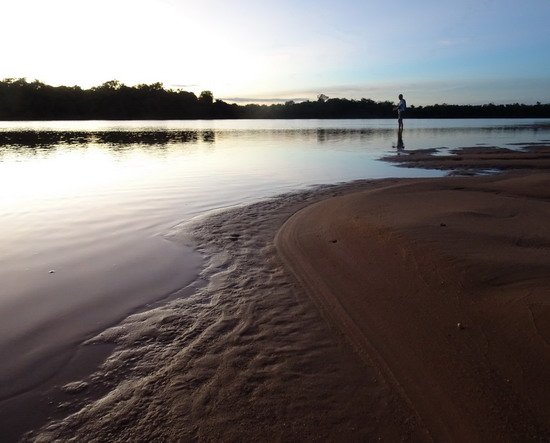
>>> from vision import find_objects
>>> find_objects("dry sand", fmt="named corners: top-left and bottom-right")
top-left (277, 171), bottom-right (550, 440)
top-left (27, 146), bottom-right (550, 441)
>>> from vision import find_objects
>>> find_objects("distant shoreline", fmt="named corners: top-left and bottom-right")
top-left (2, 79), bottom-right (550, 120)
top-left (1, 117), bottom-right (546, 127)
top-left (1, 117), bottom-right (550, 122)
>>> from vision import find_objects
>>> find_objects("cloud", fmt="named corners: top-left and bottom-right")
top-left (221, 97), bottom-right (310, 104)
top-left (170, 84), bottom-right (199, 89)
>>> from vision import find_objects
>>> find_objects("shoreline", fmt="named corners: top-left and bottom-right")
top-left (0, 264), bottom-right (203, 442)
top-left (29, 177), bottom-right (425, 441)
top-left (20, 144), bottom-right (550, 440)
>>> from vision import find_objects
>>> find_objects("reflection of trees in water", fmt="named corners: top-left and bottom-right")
top-left (0, 130), bottom-right (217, 150)
top-left (0, 124), bottom-right (547, 156)
top-left (315, 128), bottom-right (380, 143)
top-left (313, 127), bottom-right (537, 142)
top-left (0, 128), bottom-right (390, 149)
top-left (202, 131), bottom-right (215, 143)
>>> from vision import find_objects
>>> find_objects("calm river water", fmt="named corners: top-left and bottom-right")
top-left (0, 118), bottom-right (549, 435)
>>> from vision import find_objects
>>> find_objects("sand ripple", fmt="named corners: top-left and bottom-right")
top-left (29, 180), bottom-right (420, 442)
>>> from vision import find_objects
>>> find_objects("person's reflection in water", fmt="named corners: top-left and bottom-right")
top-left (394, 128), bottom-right (405, 154)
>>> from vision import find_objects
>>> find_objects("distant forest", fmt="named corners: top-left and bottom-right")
top-left (1, 78), bottom-right (549, 120)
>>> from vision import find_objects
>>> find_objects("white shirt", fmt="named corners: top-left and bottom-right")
top-left (398, 99), bottom-right (406, 112)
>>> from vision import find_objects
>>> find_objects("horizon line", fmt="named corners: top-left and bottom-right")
top-left (2, 78), bottom-right (549, 107)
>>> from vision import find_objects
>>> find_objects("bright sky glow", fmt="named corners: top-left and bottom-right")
top-left (2, 0), bottom-right (549, 104)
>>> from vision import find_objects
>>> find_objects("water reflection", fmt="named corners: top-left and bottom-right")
top-left (202, 130), bottom-right (215, 143)
top-left (314, 128), bottom-right (381, 143)
top-left (0, 130), bottom-right (217, 149)
top-left (393, 128), bottom-right (405, 153)
top-left (1, 122), bottom-right (548, 156)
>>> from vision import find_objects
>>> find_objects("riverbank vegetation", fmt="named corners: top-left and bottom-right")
top-left (1, 78), bottom-right (549, 120)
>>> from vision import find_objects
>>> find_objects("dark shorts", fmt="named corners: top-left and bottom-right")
top-left (398, 110), bottom-right (405, 120)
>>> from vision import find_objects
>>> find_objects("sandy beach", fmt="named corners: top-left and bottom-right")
top-left (28, 145), bottom-right (550, 441)
top-left (277, 171), bottom-right (550, 440)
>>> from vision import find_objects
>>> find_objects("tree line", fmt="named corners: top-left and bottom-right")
top-left (1, 78), bottom-right (549, 120)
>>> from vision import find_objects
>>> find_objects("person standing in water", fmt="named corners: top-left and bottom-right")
top-left (395, 94), bottom-right (406, 130)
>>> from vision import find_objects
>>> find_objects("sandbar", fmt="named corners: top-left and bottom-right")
top-left (276, 170), bottom-right (550, 440)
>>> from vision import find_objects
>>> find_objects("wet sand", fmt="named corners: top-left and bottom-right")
top-left (0, 239), bottom-right (202, 441)
top-left (383, 144), bottom-right (550, 172)
top-left (30, 178), bottom-right (426, 441)
top-left (26, 147), bottom-right (550, 441)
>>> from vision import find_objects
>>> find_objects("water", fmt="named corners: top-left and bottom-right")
top-left (0, 118), bottom-right (549, 411)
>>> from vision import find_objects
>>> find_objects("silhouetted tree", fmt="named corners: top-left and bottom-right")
top-left (0, 78), bottom-right (549, 120)
top-left (96, 80), bottom-right (123, 90)
top-left (317, 94), bottom-right (329, 103)
top-left (199, 90), bottom-right (214, 105)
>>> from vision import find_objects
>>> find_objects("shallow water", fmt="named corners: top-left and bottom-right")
top-left (0, 118), bottom-right (549, 438)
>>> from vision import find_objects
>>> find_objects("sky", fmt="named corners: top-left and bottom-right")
top-left (1, 0), bottom-right (549, 105)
